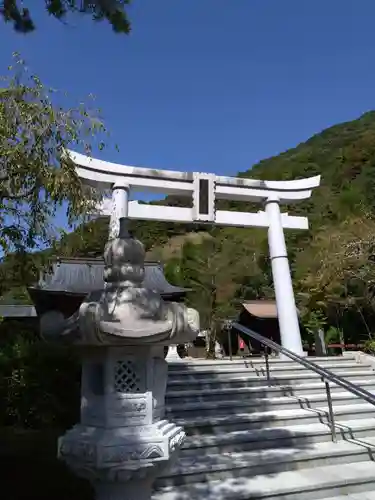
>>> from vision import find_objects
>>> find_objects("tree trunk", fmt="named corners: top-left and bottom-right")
top-left (207, 325), bottom-right (217, 359)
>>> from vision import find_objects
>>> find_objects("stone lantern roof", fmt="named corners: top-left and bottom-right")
top-left (28, 257), bottom-right (189, 316)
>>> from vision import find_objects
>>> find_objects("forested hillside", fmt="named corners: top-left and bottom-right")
top-left (3, 111), bottom-right (375, 346)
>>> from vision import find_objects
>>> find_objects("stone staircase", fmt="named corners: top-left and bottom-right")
top-left (153, 353), bottom-right (375, 500)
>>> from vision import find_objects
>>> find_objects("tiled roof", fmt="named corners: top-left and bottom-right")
top-left (242, 301), bottom-right (278, 319)
top-left (242, 301), bottom-right (300, 319)
top-left (33, 258), bottom-right (188, 296)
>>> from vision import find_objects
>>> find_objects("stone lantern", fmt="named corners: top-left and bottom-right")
top-left (41, 215), bottom-right (199, 500)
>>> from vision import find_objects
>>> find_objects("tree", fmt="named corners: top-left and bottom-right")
top-left (234, 237), bottom-right (274, 302)
top-left (171, 234), bottom-right (239, 358)
top-left (1, 0), bottom-right (131, 34)
top-left (295, 214), bottom-right (375, 343)
top-left (0, 54), bottom-right (107, 257)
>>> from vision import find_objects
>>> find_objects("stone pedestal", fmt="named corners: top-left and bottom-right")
top-left (59, 345), bottom-right (185, 499)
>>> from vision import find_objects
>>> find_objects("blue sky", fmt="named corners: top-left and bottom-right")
top-left (1, 0), bottom-right (375, 224)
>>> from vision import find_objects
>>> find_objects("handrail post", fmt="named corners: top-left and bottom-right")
top-left (227, 328), bottom-right (233, 361)
top-left (265, 346), bottom-right (271, 385)
top-left (323, 377), bottom-right (337, 443)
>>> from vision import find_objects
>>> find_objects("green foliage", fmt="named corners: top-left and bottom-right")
top-left (363, 339), bottom-right (375, 354)
top-left (0, 54), bottom-right (107, 255)
top-left (304, 310), bottom-right (327, 336)
top-left (167, 234), bottom-right (241, 357)
top-left (325, 326), bottom-right (342, 345)
top-left (0, 327), bottom-right (80, 428)
top-left (296, 214), bottom-right (375, 341)
top-left (302, 310), bottom-right (327, 345)
top-left (234, 244), bottom-right (274, 302)
top-left (0, 428), bottom-right (92, 499)
top-left (1, 0), bottom-right (131, 34)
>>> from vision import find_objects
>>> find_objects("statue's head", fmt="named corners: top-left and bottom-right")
top-left (103, 218), bottom-right (145, 286)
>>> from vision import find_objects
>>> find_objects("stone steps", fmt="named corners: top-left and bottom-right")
top-left (166, 391), bottom-right (372, 418)
top-left (153, 355), bottom-right (375, 499)
top-left (153, 462), bottom-right (375, 500)
top-left (324, 495), bottom-right (375, 500)
top-left (168, 363), bottom-right (369, 377)
top-left (156, 438), bottom-right (375, 488)
top-left (166, 356), bottom-right (358, 370)
top-left (178, 414), bottom-right (375, 452)
top-left (171, 403), bottom-right (375, 434)
top-left (166, 379), bottom-right (375, 402)
top-left (168, 364), bottom-right (371, 380)
top-left (179, 418), bottom-right (375, 456)
top-left (167, 370), bottom-right (375, 390)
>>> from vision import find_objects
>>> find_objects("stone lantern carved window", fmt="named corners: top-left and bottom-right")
top-left (114, 359), bottom-right (141, 393)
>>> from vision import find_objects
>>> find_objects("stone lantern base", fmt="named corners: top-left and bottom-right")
top-left (59, 422), bottom-right (183, 500)
top-left (58, 344), bottom-right (186, 500)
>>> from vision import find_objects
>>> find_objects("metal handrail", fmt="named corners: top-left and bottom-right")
top-left (232, 322), bottom-right (375, 443)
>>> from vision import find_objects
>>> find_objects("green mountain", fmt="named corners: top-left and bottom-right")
top-left (4, 111), bottom-right (375, 344)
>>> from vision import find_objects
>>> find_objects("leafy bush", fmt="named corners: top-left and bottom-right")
top-left (0, 324), bottom-right (88, 499)
top-left (0, 327), bottom-right (80, 429)
top-left (0, 428), bottom-right (93, 500)
top-left (363, 338), bottom-right (375, 355)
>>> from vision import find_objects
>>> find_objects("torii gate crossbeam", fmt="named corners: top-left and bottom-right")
top-left (68, 150), bottom-right (321, 356)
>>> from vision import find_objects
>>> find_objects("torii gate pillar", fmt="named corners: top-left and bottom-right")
top-left (69, 150), bottom-right (320, 356)
top-left (266, 197), bottom-right (303, 356)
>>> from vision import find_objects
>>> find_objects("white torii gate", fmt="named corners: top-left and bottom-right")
top-left (68, 150), bottom-right (320, 356)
